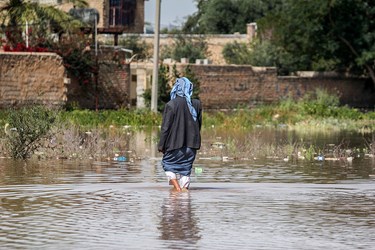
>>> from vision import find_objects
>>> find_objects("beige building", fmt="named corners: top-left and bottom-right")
top-left (36, 0), bottom-right (146, 34)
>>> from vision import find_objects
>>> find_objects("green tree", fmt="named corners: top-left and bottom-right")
top-left (0, 0), bottom-right (88, 47)
top-left (183, 0), bottom-right (281, 34)
top-left (259, 0), bottom-right (375, 86)
top-left (222, 41), bottom-right (252, 64)
top-left (161, 33), bottom-right (209, 63)
top-left (222, 39), bottom-right (278, 66)
top-left (118, 35), bottom-right (151, 60)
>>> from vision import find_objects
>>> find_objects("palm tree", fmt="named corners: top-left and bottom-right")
top-left (0, 0), bottom-right (88, 47)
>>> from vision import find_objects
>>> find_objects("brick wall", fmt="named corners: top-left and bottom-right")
top-left (0, 52), bottom-right (130, 109)
top-left (66, 61), bottom-right (131, 109)
top-left (174, 64), bottom-right (375, 109)
top-left (1, 53), bottom-right (373, 110)
top-left (0, 52), bottom-right (67, 108)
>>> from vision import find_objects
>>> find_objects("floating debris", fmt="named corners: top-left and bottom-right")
top-left (211, 142), bottom-right (225, 149)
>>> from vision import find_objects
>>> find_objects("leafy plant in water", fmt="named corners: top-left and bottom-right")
top-left (300, 88), bottom-right (340, 117)
top-left (302, 144), bottom-right (317, 161)
top-left (5, 106), bottom-right (56, 159)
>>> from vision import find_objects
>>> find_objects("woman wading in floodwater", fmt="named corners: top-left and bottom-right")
top-left (158, 77), bottom-right (202, 192)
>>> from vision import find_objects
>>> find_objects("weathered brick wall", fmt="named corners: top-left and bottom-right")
top-left (0, 52), bottom-right (67, 108)
top-left (66, 61), bottom-right (130, 109)
top-left (1, 53), bottom-right (373, 110)
top-left (0, 52), bottom-right (130, 109)
top-left (175, 64), bottom-right (375, 109)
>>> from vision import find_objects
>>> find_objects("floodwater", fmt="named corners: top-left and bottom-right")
top-left (1, 128), bottom-right (375, 249)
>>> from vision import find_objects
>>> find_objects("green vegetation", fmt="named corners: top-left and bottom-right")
top-left (259, 0), bottom-right (375, 84)
top-left (161, 33), bottom-right (209, 63)
top-left (4, 106), bottom-right (56, 159)
top-left (0, 0), bottom-right (88, 48)
top-left (116, 35), bottom-right (151, 60)
top-left (0, 89), bottom-right (374, 160)
top-left (223, 39), bottom-right (278, 66)
top-left (203, 89), bottom-right (375, 132)
top-left (184, 0), bottom-right (375, 86)
top-left (183, 0), bottom-right (280, 34)
top-left (57, 108), bottom-right (161, 128)
top-left (0, 90), bottom-right (372, 132)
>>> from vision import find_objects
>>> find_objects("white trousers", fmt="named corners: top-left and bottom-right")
top-left (165, 171), bottom-right (191, 189)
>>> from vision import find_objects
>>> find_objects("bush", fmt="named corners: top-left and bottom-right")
top-left (222, 39), bottom-right (278, 66)
top-left (5, 106), bottom-right (56, 159)
top-left (117, 35), bottom-right (151, 60)
top-left (300, 88), bottom-right (340, 117)
top-left (222, 41), bottom-right (252, 65)
top-left (161, 34), bottom-right (209, 63)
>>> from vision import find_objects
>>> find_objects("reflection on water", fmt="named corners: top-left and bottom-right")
top-left (0, 128), bottom-right (375, 249)
top-left (159, 191), bottom-right (201, 247)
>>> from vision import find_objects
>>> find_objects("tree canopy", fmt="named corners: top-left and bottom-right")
top-left (0, 0), bottom-right (88, 44)
top-left (258, 0), bottom-right (375, 86)
top-left (183, 0), bottom-right (281, 34)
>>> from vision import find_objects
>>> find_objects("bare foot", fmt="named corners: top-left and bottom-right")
top-left (169, 179), bottom-right (181, 192)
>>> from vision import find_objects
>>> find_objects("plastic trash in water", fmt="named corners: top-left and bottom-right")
top-left (315, 155), bottom-right (325, 161)
top-left (113, 156), bottom-right (127, 162)
top-left (195, 166), bottom-right (203, 175)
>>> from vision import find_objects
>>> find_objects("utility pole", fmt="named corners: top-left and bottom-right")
top-left (94, 14), bottom-right (99, 111)
top-left (151, 0), bottom-right (161, 112)
top-left (25, 21), bottom-right (29, 48)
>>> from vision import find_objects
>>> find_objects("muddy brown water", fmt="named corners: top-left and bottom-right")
top-left (1, 128), bottom-right (374, 249)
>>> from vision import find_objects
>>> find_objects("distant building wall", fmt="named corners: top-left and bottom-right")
top-left (58, 0), bottom-right (145, 33)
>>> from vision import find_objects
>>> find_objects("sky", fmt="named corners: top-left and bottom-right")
top-left (144, 0), bottom-right (198, 28)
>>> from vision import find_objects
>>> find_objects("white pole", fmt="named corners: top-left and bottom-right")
top-left (26, 20), bottom-right (29, 48)
top-left (151, 0), bottom-right (161, 112)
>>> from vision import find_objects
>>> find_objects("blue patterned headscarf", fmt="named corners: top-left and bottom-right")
top-left (170, 77), bottom-right (197, 121)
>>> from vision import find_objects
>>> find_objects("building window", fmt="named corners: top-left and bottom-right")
top-left (109, 0), bottom-right (136, 27)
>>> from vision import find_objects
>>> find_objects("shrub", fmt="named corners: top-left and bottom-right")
top-left (5, 106), bottom-right (56, 159)
top-left (222, 41), bottom-right (252, 65)
top-left (300, 88), bottom-right (340, 117)
top-left (161, 34), bottom-right (209, 63)
top-left (222, 39), bottom-right (278, 66)
top-left (117, 35), bottom-right (151, 60)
